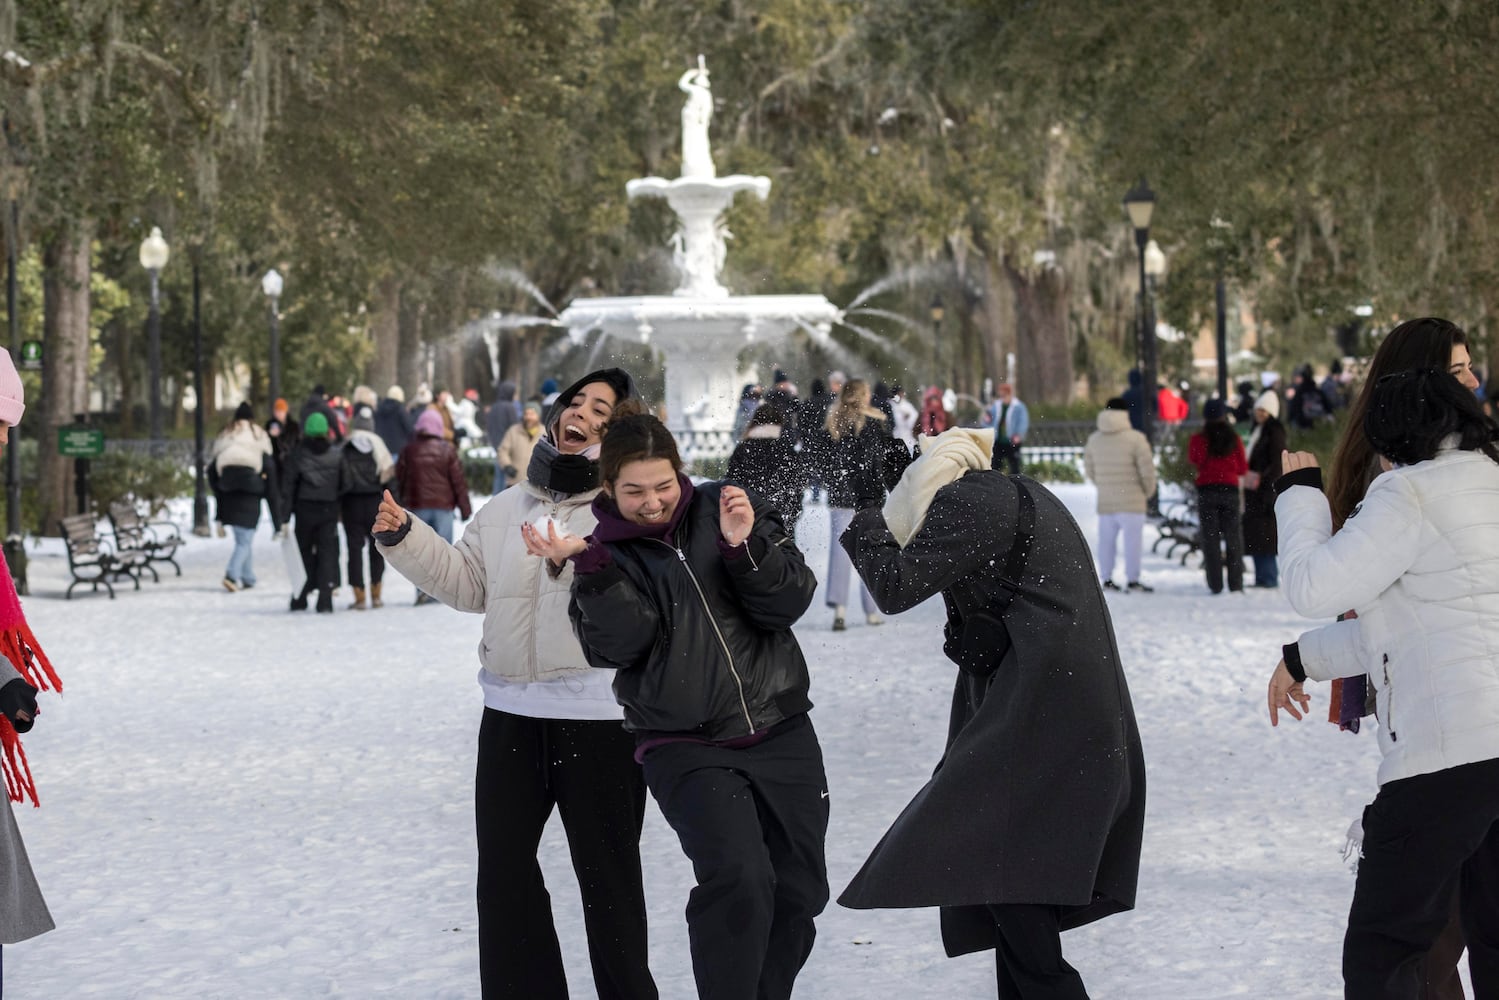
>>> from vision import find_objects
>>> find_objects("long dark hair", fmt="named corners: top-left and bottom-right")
top-left (599, 412), bottom-right (683, 486)
top-left (1327, 317), bottom-right (1469, 528)
top-left (1363, 368), bottom-right (1499, 466)
top-left (1202, 414), bottom-right (1238, 457)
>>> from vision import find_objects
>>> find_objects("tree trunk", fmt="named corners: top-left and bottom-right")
top-left (1005, 255), bottom-right (1073, 405)
top-left (38, 222), bottom-right (92, 535)
top-left (368, 273), bottom-right (400, 393)
top-left (976, 253), bottom-right (1015, 394)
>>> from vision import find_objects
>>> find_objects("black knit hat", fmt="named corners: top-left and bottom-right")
top-left (544, 368), bottom-right (639, 441)
top-left (234, 401), bottom-right (254, 422)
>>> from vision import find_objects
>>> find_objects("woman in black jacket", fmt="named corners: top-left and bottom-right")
top-left (725, 401), bottom-right (808, 537)
top-left (524, 413), bottom-right (827, 1000)
top-left (1241, 390), bottom-right (1287, 588)
top-left (281, 411), bottom-right (343, 612)
top-left (813, 379), bottom-right (886, 630)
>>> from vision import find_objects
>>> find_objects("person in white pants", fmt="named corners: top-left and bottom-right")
top-left (1084, 397), bottom-right (1158, 592)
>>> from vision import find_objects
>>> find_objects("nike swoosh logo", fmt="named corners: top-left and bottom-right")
top-left (820, 791), bottom-right (829, 799)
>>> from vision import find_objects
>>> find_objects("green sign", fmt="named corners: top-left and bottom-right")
top-left (58, 427), bottom-right (104, 458)
top-left (18, 340), bottom-right (40, 370)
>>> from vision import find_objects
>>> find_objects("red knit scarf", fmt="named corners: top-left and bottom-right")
top-left (0, 556), bottom-right (61, 807)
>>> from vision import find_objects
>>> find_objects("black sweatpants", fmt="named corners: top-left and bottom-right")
top-left (293, 501), bottom-right (340, 593)
top-left (987, 905), bottom-right (1088, 1000)
top-left (1195, 484), bottom-right (1244, 593)
top-left (475, 709), bottom-right (656, 1000)
top-left (1344, 756), bottom-right (1499, 999)
top-left (641, 713), bottom-right (830, 1000)
top-left (340, 493), bottom-right (384, 589)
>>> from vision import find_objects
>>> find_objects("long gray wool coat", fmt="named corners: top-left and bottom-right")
top-left (838, 471), bottom-right (1145, 957)
top-left (0, 657), bottom-right (53, 945)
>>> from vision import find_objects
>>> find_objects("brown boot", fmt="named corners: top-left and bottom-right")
top-left (370, 582), bottom-right (383, 608)
top-left (349, 586), bottom-right (367, 610)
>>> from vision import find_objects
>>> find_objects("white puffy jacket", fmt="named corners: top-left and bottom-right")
top-left (1083, 409), bottom-right (1157, 514)
top-left (209, 421), bottom-right (272, 472)
top-left (1278, 447), bottom-right (1499, 785)
top-left (378, 482), bottom-right (606, 686)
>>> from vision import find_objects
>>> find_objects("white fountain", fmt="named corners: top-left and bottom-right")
top-left (556, 57), bottom-right (841, 451)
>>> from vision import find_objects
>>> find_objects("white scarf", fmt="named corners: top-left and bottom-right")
top-left (882, 428), bottom-right (994, 547)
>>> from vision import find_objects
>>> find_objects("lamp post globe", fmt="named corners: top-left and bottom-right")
top-left (140, 226), bottom-right (169, 448)
top-left (929, 294), bottom-right (945, 391)
top-left (262, 268), bottom-right (283, 403)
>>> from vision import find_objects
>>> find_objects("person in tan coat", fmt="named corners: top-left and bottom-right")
top-left (1083, 397), bottom-right (1158, 592)
top-left (495, 400), bottom-right (543, 487)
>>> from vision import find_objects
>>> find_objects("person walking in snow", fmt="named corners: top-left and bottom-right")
top-left (837, 426), bottom-right (1145, 999)
top-left (374, 385), bottom-right (414, 461)
top-left (375, 370), bottom-right (658, 1000)
top-left (810, 379), bottom-right (886, 630)
top-left (0, 348), bottom-right (62, 994)
top-left (209, 401), bottom-right (278, 591)
top-left (495, 401), bottom-right (543, 488)
top-left (524, 412), bottom-right (827, 1000)
top-left (1083, 397), bottom-right (1157, 592)
top-left (1187, 399), bottom-right (1248, 594)
top-left (282, 411), bottom-right (344, 613)
top-left (395, 408), bottom-right (472, 605)
top-left (486, 380), bottom-right (520, 493)
top-left (339, 405), bottom-right (395, 609)
top-left (1242, 390), bottom-right (1287, 589)
top-left (1267, 366), bottom-right (1499, 1000)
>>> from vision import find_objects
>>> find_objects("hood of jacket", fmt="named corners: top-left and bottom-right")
top-left (1095, 409), bottom-right (1132, 433)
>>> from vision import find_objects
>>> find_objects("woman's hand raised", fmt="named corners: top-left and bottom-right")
top-left (373, 489), bottom-right (409, 534)
top-left (521, 520), bottom-right (588, 566)
top-left (719, 485), bottom-right (753, 547)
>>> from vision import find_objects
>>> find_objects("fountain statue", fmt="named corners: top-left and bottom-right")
top-left (557, 57), bottom-right (841, 444)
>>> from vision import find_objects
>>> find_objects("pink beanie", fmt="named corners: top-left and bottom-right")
top-left (414, 407), bottom-right (445, 437)
top-left (0, 350), bottom-right (23, 425)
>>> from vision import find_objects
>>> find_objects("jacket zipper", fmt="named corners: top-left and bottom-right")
top-left (1382, 654), bottom-right (1397, 743)
top-left (649, 537), bottom-right (756, 734)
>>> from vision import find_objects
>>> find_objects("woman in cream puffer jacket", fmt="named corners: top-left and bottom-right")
top-left (375, 368), bottom-right (657, 1000)
top-left (1083, 399), bottom-right (1157, 589)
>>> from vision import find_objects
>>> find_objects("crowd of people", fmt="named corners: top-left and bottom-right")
top-left (8, 333), bottom-right (1498, 1000)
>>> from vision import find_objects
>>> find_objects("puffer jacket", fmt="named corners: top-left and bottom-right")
top-left (377, 482), bottom-right (605, 684)
top-left (209, 421), bottom-right (273, 472)
top-left (812, 420), bottom-right (886, 509)
top-left (570, 480), bottom-right (817, 740)
top-left (1083, 409), bottom-right (1156, 514)
top-left (1278, 447), bottom-right (1499, 786)
top-left (396, 432), bottom-right (472, 518)
top-left (282, 438), bottom-right (342, 509)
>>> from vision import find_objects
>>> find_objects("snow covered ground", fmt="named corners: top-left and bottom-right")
top-left (2, 483), bottom-right (1448, 998)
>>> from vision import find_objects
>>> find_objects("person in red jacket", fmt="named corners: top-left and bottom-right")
top-left (1187, 399), bottom-right (1248, 594)
top-left (395, 407), bottom-right (472, 604)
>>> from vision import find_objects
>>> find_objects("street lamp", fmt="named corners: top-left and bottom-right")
top-left (191, 250), bottom-right (208, 536)
top-left (262, 268), bottom-right (283, 403)
top-left (929, 294), bottom-right (945, 390)
top-left (139, 226), bottom-right (169, 449)
top-left (3, 115), bottom-right (25, 541)
top-left (1122, 178), bottom-right (1157, 445)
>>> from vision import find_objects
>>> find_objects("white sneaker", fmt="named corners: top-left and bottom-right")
top-left (866, 613), bottom-right (884, 626)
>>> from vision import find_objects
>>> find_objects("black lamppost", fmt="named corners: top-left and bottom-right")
top-left (929, 294), bottom-right (945, 390)
top-left (3, 116), bottom-right (24, 540)
top-left (139, 226), bottom-right (169, 450)
top-left (1122, 178), bottom-right (1157, 445)
top-left (191, 249), bottom-right (208, 536)
top-left (262, 268), bottom-right (282, 403)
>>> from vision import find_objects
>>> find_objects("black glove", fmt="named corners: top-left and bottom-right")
top-left (0, 677), bottom-right (38, 733)
top-left (854, 470), bottom-right (885, 512)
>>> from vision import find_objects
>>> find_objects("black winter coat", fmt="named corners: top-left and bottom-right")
top-left (1242, 417), bottom-right (1286, 556)
top-left (210, 457), bottom-right (281, 530)
top-left (725, 435), bottom-right (808, 535)
top-left (282, 438), bottom-right (342, 512)
top-left (373, 398), bottom-right (413, 456)
top-left (808, 420), bottom-right (885, 509)
top-left (570, 481), bottom-right (818, 741)
top-left (838, 471), bottom-right (1145, 955)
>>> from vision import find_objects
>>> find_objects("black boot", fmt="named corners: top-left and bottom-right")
top-left (290, 585), bottom-right (310, 611)
top-left (315, 587), bottom-right (333, 614)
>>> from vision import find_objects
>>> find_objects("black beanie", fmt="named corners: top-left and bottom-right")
top-left (234, 401), bottom-right (255, 422)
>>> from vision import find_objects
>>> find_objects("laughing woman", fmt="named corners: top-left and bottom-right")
top-left (525, 413), bottom-right (828, 1000)
top-left (375, 369), bottom-right (657, 1000)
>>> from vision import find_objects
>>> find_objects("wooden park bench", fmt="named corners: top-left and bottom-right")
top-left (107, 500), bottom-right (184, 581)
top-left (59, 512), bottom-right (144, 600)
